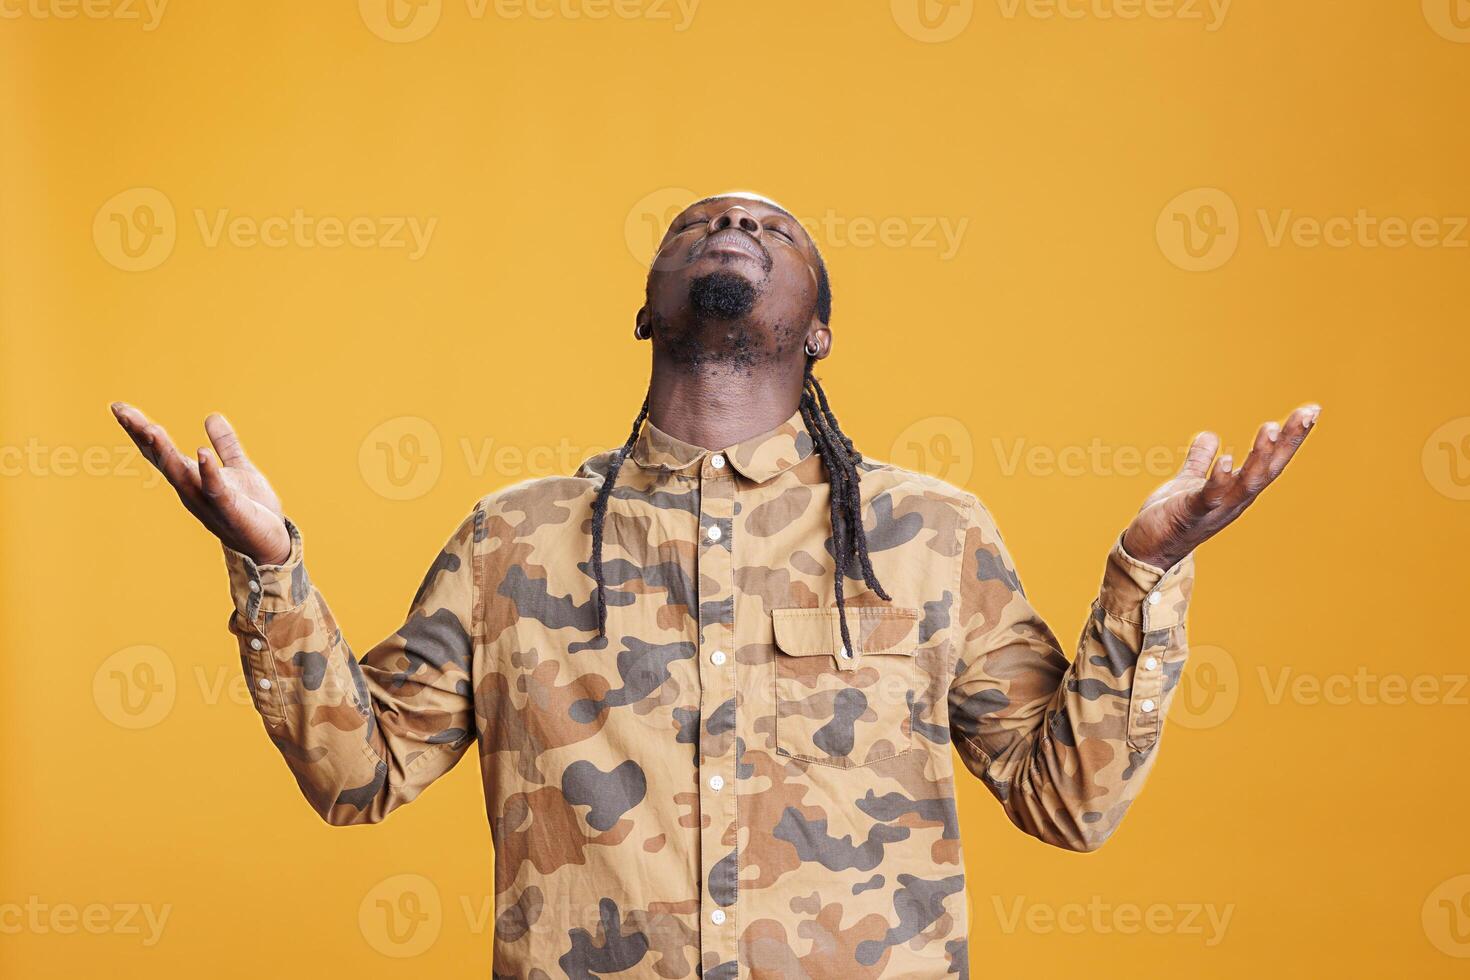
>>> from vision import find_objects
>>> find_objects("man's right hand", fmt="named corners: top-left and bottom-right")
top-left (111, 402), bottom-right (292, 565)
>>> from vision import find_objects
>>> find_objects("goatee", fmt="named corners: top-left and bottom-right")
top-left (689, 272), bottom-right (758, 321)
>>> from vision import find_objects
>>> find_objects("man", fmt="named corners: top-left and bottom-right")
top-left (111, 192), bottom-right (1316, 979)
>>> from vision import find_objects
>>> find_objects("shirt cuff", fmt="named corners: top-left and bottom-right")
top-left (222, 517), bottom-right (310, 624)
top-left (1098, 533), bottom-right (1194, 632)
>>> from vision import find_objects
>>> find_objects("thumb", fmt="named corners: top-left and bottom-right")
top-left (205, 412), bottom-right (250, 467)
top-left (1178, 431), bottom-right (1220, 480)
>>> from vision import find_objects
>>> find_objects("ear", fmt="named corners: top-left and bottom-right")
top-left (634, 306), bottom-right (652, 340)
top-left (804, 318), bottom-right (832, 359)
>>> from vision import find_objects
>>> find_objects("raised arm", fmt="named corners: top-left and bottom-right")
top-left (111, 403), bottom-right (479, 824)
top-left (948, 404), bottom-right (1318, 851)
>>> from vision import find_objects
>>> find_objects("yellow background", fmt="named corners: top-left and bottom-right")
top-left (3, 0), bottom-right (1469, 976)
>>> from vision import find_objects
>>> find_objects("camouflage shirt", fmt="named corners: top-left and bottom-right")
top-left (223, 409), bottom-right (1193, 979)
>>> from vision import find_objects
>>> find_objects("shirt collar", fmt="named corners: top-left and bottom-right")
top-left (631, 408), bottom-right (815, 484)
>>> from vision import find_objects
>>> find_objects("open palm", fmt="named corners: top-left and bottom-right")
top-left (111, 403), bottom-right (291, 565)
top-left (1121, 404), bottom-right (1320, 570)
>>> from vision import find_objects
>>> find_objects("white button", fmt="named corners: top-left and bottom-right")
top-left (1143, 656), bottom-right (1158, 670)
top-left (710, 454), bottom-right (726, 470)
top-left (710, 909), bottom-right (726, 925)
top-left (710, 650), bottom-right (727, 666)
top-left (249, 638), bottom-right (264, 651)
top-left (1140, 698), bottom-right (1156, 713)
top-left (257, 677), bottom-right (272, 691)
top-left (248, 580), bottom-right (260, 594)
top-left (707, 525), bottom-right (722, 542)
top-left (1147, 591), bottom-right (1161, 606)
top-left (708, 775), bottom-right (724, 791)
top-left (838, 646), bottom-right (852, 660)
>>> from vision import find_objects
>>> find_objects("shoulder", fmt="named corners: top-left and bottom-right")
top-left (857, 456), bottom-right (982, 517)
top-left (857, 456), bottom-right (1009, 547)
top-left (461, 463), bottom-right (607, 543)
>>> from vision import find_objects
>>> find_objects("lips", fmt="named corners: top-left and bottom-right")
top-left (697, 228), bottom-right (769, 267)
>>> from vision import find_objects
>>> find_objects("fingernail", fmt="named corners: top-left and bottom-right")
top-left (1219, 456), bottom-right (1233, 473)
top-left (1265, 422), bottom-right (1280, 442)
top-left (1303, 406), bottom-right (1320, 428)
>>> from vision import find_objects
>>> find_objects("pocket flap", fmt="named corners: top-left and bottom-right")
top-left (772, 606), bottom-right (919, 667)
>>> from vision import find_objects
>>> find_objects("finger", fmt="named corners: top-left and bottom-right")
top-left (141, 420), bottom-right (202, 496)
top-left (1177, 431), bottom-right (1221, 480)
top-left (1230, 420), bottom-right (1281, 502)
top-left (1265, 403), bottom-right (1320, 479)
top-left (112, 402), bottom-right (162, 467)
top-left (111, 401), bottom-right (144, 433)
top-left (1190, 453), bottom-right (1235, 514)
top-left (113, 403), bottom-right (189, 484)
top-left (197, 447), bottom-right (231, 502)
top-left (204, 412), bottom-right (250, 467)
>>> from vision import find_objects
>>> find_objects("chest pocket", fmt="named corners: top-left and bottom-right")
top-left (772, 606), bottom-right (922, 769)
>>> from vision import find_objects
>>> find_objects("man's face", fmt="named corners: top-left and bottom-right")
top-left (639, 194), bottom-right (827, 369)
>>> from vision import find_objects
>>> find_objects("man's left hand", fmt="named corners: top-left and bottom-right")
top-left (1121, 404), bottom-right (1321, 570)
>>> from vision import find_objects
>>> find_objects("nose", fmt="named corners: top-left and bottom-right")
top-left (709, 207), bottom-right (762, 236)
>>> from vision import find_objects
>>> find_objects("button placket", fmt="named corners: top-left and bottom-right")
top-left (696, 454), bottom-right (739, 966)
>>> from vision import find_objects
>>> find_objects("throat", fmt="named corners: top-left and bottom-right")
top-left (645, 360), bottom-right (803, 451)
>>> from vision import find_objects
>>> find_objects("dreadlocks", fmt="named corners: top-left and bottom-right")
top-left (797, 358), bottom-right (891, 655)
top-left (589, 395), bottom-right (649, 638)
top-left (588, 361), bottom-right (889, 657)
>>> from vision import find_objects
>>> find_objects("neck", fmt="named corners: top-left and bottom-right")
top-left (645, 349), bottom-right (805, 450)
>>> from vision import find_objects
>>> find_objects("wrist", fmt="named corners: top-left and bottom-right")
top-left (256, 544), bottom-right (291, 566)
top-left (245, 522), bottom-right (292, 566)
top-left (1120, 530), bottom-right (1177, 571)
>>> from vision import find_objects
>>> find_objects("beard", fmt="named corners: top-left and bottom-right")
top-left (652, 271), bottom-right (783, 372)
top-left (688, 271), bottom-right (759, 321)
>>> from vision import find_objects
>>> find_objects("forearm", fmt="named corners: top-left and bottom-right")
top-left (223, 515), bottom-right (478, 825)
top-left (223, 519), bottom-right (390, 822)
top-left (951, 527), bottom-right (1194, 851)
